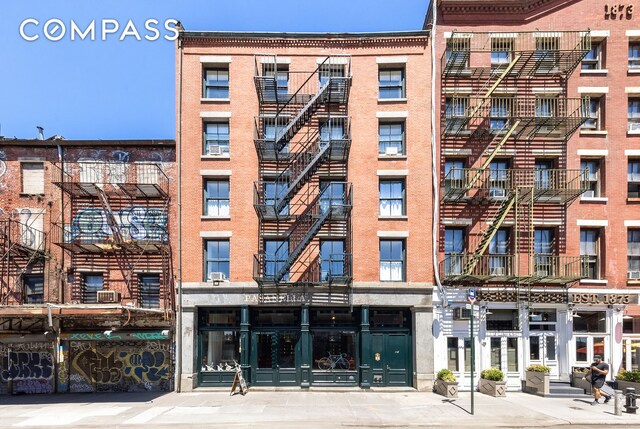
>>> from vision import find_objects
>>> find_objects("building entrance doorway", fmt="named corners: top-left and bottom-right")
top-left (371, 333), bottom-right (410, 387)
top-left (251, 331), bottom-right (300, 386)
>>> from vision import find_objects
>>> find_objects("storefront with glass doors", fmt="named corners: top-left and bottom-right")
top-left (198, 308), bottom-right (241, 386)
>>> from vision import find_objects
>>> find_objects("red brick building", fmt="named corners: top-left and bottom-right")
top-left (176, 31), bottom-right (435, 390)
top-left (0, 138), bottom-right (175, 394)
top-left (429, 0), bottom-right (640, 390)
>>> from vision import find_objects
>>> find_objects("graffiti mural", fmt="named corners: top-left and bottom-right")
top-left (68, 341), bottom-right (171, 393)
top-left (67, 207), bottom-right (168, 242)
top-left (0, 343), bottom-right (55, 395)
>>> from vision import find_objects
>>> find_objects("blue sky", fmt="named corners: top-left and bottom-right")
top-left (0, 1), bottom-right (428, 140)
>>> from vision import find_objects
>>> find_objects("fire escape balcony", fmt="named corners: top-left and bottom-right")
top-left (442, 168), bottom-right (588, 204)
top-left (52, 162), bottom-right (169, 199)
top-left (0, 220), bottom-right (47, 259)
top-left (439, 254), bottom-right (583, 285)
top-left (442, 96), bottom-right (590, 140)
top-left (442, 30), bottom-right (591, 80)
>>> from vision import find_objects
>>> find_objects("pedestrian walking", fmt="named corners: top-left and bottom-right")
top-left (583, 354), bottom-right (611, 405)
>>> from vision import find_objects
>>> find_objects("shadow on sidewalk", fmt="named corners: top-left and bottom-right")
top-left (442, 398), bottom-right (472, 415)
top-left (0, 391), bottom-right (170, 405)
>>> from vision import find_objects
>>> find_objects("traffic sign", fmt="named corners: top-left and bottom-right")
top-left (467, 288), bottom-right (477, 305)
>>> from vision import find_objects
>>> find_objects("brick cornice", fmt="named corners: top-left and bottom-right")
top-left (182, 35), bottom-right (429, 49)
top-left (439, 0), bottom-right (556, 14)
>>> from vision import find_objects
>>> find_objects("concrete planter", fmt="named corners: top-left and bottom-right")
top-left (616, 380), bottom-right (640, 392)
top-left (571, 372), bottom-right (591, 393)
top-left (434, 379), bottom-right (458, 398)
top-left (479, 378), bottom-right (506, 397)
top-left (524, 370), bottom-right (550, 397)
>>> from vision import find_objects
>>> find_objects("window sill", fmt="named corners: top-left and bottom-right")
top-left (201, 98), bottom-right (230, 103)
top-left (378, 281), bottom-right (408, 285)
top-left (19, 193), bottom-right (45, 197)
top-left (378, 98), bottom-right (407, 103)
top-left (628, 280), bottom-right (640, 286)
top-left (580, 196), bottom-right (608, 202)
top-left (580, 279), bottom-right (608, 285)
top-left (378, 155), bottom-right (407, 160)
top-left (627, 131), bottom-right (640, 136)
top-left (201, 216), bottom-right (230, 220)
top-left (201, 154), bottom-right (230, 160)
top-left (629, 69), bottom-right (640, 74)
top-left (581, 69), bottom-right (608, 75)
top-left (580, 130), bottom-right (607, 136)
top-left (378, 215), bottom-right (408, 220)
top-left (627, 197), bottom-right (640, 203)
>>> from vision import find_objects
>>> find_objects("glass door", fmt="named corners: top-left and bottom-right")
top-left (529, 334), bottom-right (559, 378)
top-left (252, 331), bottom-right (299, 386)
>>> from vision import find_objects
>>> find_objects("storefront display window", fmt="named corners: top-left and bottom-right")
top-left (447, 337), bottom-right (458, 371)
top-left (371, 309), bottom-right (410, 328)
top-left (312, 332), bottom-right (356, 370)
top-left (201, 330), bottom-right (240, 371)
top-left (573, 311), bottom-right (606, 332)
top-left (252, 309), bottom-right (300, 327)
top-left (486, 309), bottom-right (518, 330)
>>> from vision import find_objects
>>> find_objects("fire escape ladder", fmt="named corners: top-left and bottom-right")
top-left (463, 193), bottom-right (516, 275)
top-left (95, 187), bottom-right (123, 243)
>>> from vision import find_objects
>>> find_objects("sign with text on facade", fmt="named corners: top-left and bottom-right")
top-left (605, 4), bottom-right (633, 19)
top-left (570, 293), bottom-right (639, 305)
top-left (475, 291), bottom-right (639, 305)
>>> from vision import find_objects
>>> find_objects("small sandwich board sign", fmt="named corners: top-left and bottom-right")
top-left (230, 365), bottom-right (248, 396)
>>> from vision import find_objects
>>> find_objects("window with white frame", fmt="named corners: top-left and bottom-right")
top-left (629, 230), bottom-right (640, 280)
top-left (378, 122), bottom-right (405, 156)
top-left (204, 179), bottom-right (230, 217)
top-left (445, 97), bottom-right (468, 133)
top-left (491, 38), bottom-right (513, 68)
top-left (629, 99), bottom-right (640, 132)
top-left (83, 273), bottom-right (104, 304)
top-left (582, 41), bottom-right (603, 70)
top-left (444, 227), bottom-right (465, 275)
top-left (379, 239), bottom-right (405, 281)
top-left (490, 98), bottom-right (512, 130)
top-left (203, 68), bottom-right (229, 98)
top-left (580, 159), bottom-right (601, 198)
top-left (629, 159), bottom-right (640, 198)
top-left (21, 162), bottom-right (44, 195)
top-left (378, 68), bottom-right (405, 99)
top-left (204, 240), bottom-right (230, 281)
top-left (203, 122), bottom-right (230, 156)
top-left (379, 179), bottom-right (405, 216)
top-left (445, 36), bottom-right (470, 69)
top-left (630, 42), bottom-right (640, 69)
top-left (582, 98), bottom-right (601, 130)
top-left (580, 228), bottom-right (602, 280)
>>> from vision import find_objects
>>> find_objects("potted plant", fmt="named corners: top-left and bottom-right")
top-left (524, 364), bottom-right (550, 396)
top-left (434, 369), bottom-right (458, 398)
top-left (571, 367), bottom-right (591, 393)
top-left (479, 368), bottom-right (506, 397)
top-left (616, 369), bottom-right (640, 392)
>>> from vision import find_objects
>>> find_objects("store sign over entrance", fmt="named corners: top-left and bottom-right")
top-left (570, 293), bottom-right (638, 305)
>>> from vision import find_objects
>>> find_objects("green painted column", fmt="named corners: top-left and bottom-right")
top-left (240, 305), bottom-right (250, 383)
top-left (300, 304), bottom-right (311, 388)
top-left (360, 305), bottom-right (371, 388)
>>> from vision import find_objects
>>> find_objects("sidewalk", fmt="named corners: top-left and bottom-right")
top-left (0, 389), bottom-right (638, 428)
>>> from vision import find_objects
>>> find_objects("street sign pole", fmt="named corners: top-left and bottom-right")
top-left (467, 288), bottom-right (477, 416)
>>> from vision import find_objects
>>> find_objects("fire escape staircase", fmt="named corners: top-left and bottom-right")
top-left (95, 187), bottom-right (123, 243)
top-left (462, 192), bottom-right (516, 276)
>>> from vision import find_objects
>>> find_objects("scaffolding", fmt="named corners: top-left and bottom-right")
top-left (252, 54), bottom-right (353, 293)
top-left (51, 161), bottom-right (173, 310)
top-left (439, 30), bottom-right (592, 301)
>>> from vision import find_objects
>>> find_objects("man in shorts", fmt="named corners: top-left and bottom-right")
top-left (583, 354), bottom-right (611, 405)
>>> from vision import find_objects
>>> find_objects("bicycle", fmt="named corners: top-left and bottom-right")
top-left (317, 352), bottom-right (349, 370)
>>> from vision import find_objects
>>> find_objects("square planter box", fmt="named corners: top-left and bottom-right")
top-left (434, 379), bottom-right (458, 398)
top-left (524, 370), bottom-right (550, 397)
top-left (479, 378), bottom-right (506, 397)
top-left (571, 372), bottom-right (591, 394)
top-left (616, 380), bottom-right (640, 392)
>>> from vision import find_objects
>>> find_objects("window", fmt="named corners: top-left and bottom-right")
top-left (204, 179), bottom-right (230, 217)
top-left (263, 63), bottom-right (289, 95)
top-left (490, 337), bottom-right (501, 368)
top-left (378, 122), bottom-right (405, 156)
top-left (319, 181), bottom-right (346, 213)
top-left (629, 230), bottom-right (640, 280)
top-left (320, 118), bottom-right (346, 144)
top-left (507, 338), bottom-right (518, 372)
top-left (444, 228), bottom-right (465, 275)
top-left (320, 240), bottom-right (345, 281)
top-left (488, 228), bottom-right (510, 276)
top-left (379, 179), bottom-right (405, 216)
top-left (264, 240), bottom-right (288, 281)
top-left (447, 337), bottom-right (459, 371)
top-left (203, 122), bottom-right (230, 156)
top-left (139, 274), bottom-right (160, 309)
top-left (491, 38), bottom-right (513, 68)
top-left (263, 116), bottom-right (290, 154)
top-left (83, 274), bottom-right (104, 304)
top-left (445, 97), bottom-right (468, 133)
top-left (580, 228), bottom-right (601, 280)
top-left (490, 98), bottom-right (512, 130)
top-left (379, 239), bottom-right (405, 281)
top-left (24, 275), bottom-right (44, 304)
top-left (378, 68), bottom-right (405, 99)
top-left (630, 42), bottom-right (640, 69)
top-left (444, 159), bottom-right (465, 195)
top-left (21, 162), bottom-right (44, 195)
top-left (534, 228), bottom-right (555, 276)
top-left (319, 64), bottom-right (345, 86)
top-left (464, 338), bottom-right (472, 372)
top-left (204, 240), bottom-right (230, 281)
top-left (445, 37), bottom-right (470, 69)
top-left (535, 36), bottom-right (559, 72)
top-left (535, 97), bottom-right (556, 122)
top-left (629, 98), bottom-right (640, 132)
top-left (582, 41), bottom-right (603, 70)
top-left (574, 311), bottom-right (607, 333)
top-left (580, 159), bottom-right (601, 197)
top-left (534, 159), bottom-right (555, 190)
top-left (203, 68), bottom-right (229, 98)
top-left (486, 309), bottom-right (518, 330)
top-left (629, 159), bottom-right (640, 198)
top-left (582, 98), bottom-right (601, 130)
top-left (489, 159), bottom-right (509, 197)
top-left (264, 180), bottom-right (289, 215)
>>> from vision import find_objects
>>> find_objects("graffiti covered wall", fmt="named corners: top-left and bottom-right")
top-left (68, 340), bottom-right (171, 392)
top-left (67, 207), bottom-right (168, 242)
top-left (0, 342), bottom-right (55, 394)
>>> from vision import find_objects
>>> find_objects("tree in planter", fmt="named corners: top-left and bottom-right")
top-left (479, 368), bottom-right (506, 397)
top-left (434, 369), bottom-right (458, 398)
top-left (525, 364), bottom-right (551, 396)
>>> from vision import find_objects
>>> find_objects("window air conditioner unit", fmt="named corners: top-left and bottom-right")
top-left (453, 307), bottom-right (471, 320)
top-left (490, 266), bottom-right (505, 276)
top-left (629, 122), bottom-right (640, 132)
top-left (582, 190), bottom-right (595, 198)
top-left (97, 290), bottom-right (120, 303)
top-left (536, 270), bottom-right (549, 277)
top-left (207, 145), bottom-right (223, 156)
top-left (629, 271), bottom-right (640, 280)
top-left (490, 188), bottom-right (506, 198)
top-left (208, 272), bottom-right (226, 282)
top-left (385, 146), bottom-right (398, 156)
